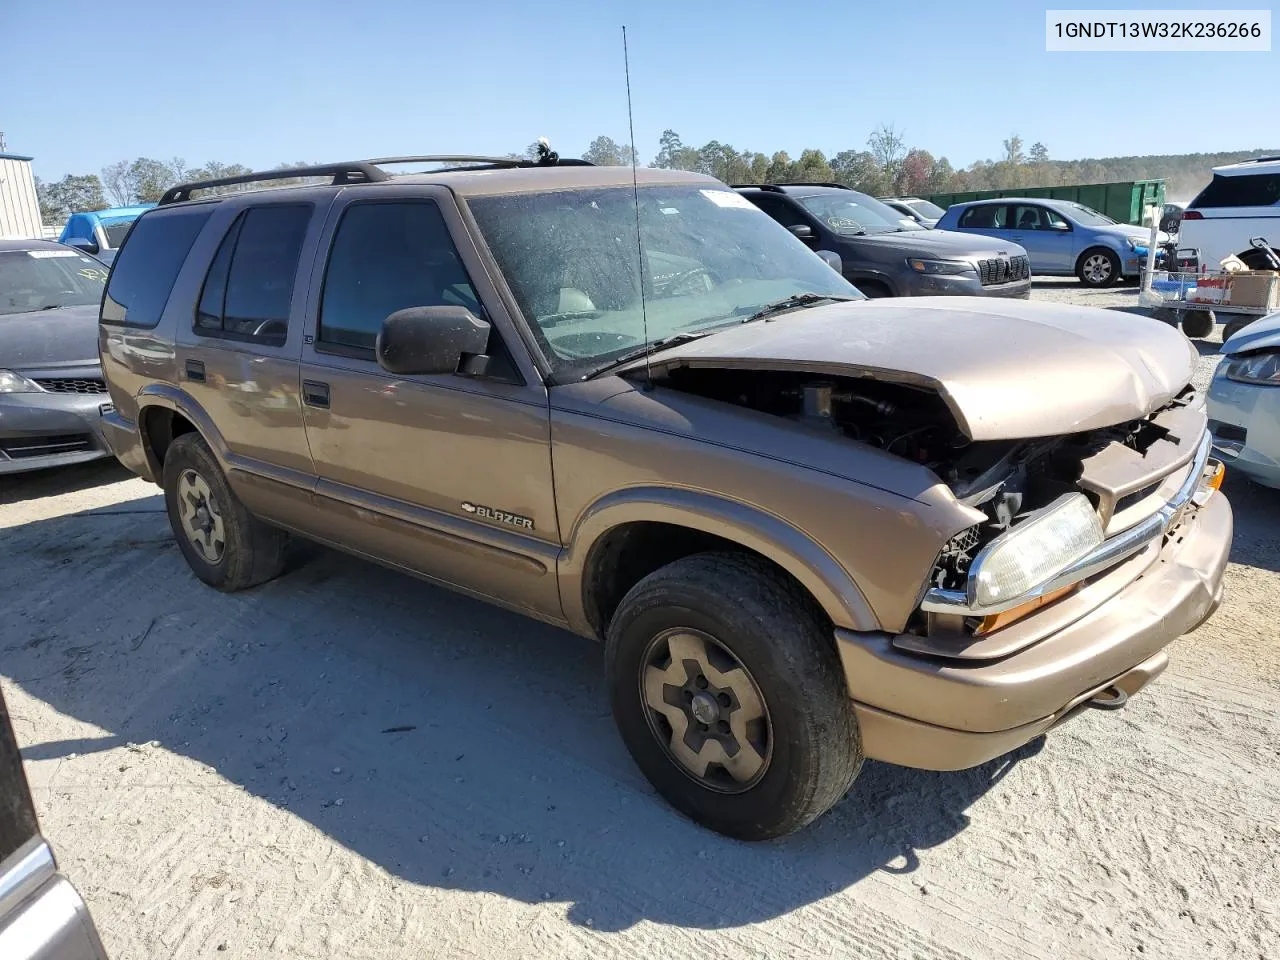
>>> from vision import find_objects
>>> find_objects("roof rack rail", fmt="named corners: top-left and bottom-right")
top-left (778, 181), bottom-right (852, 190)
top-left (158, 153), bottom-right (596, 205)
top-left (730, 183), bottom-right (787, 192)
top-left (365, 154), bottom-right (594, 170)
top-left (159, 162), bottom-right (388, 205)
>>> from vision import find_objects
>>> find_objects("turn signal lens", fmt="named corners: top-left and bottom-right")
top-left (975, 583), bottom-right (1078, 635)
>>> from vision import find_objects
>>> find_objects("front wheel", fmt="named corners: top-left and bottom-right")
top-left (1077, 247), bottom-right (1121, 288)
top-left (604, 552), bottom-right (862, 839)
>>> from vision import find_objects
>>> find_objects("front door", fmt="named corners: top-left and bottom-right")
top-left (1008, 204), bottom-right (1073, 273)
top-left (297, 187), bottom-right (562, 623)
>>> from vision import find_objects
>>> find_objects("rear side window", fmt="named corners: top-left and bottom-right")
top-left (195, 205), bottom-right (311, 347)
top-left (959, 205), bottom-right (1008, 228)
top-left (101, 207), bottom-right (213, 327)
top-left (318, 201), bottom-right (481, 353)
top-left (1190, 173), bottom-right (1280, 208)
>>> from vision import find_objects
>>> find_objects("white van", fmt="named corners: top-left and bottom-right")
top-left (1180, 157), bottom-right (1280, 270)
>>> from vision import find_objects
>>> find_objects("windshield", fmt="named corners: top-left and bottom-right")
top-left (468, 184), bottom-right (862, 377)
top-left (1062, 202), bottom-right (1118, 226)
top-left (0, 248), bottom-right (108, 316)
top-left (797, 192), bottom-right (916, 236)
top-left (906, 199), bottom-right (946, 219)
top-left (101, 219), bottom-right (137, 247)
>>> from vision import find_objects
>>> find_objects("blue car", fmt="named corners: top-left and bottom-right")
top-left (935, 198), bottom-right (1167, 288)
top-left (58, 204), bottom-right (154, 265)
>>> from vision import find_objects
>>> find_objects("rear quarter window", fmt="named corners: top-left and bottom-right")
top-left (101, 207), bottom-right (213, 328)
top-left (1190, 173), bottom-right (1280, 209)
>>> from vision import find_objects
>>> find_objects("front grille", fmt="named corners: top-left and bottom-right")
top-left (1113, 480), bottom-right (1163, 515)
top-left (0, 434), bottom-right (93, 459)
top-left (34, 377), bottom-right (109, 395)
top-left (976, 254), bottom-right (1030, 286)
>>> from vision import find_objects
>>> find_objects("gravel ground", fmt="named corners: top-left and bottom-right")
top-left (2, 282), bottom-right (1277, 960)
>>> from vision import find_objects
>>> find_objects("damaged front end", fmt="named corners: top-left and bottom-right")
top-left (641, 362), bottom-right (1224, 655)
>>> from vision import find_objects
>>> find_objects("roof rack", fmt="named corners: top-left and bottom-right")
top-left (731, 181), bottom-right (853, 192)
top-left (159, 162), bottom-right (388, 205)
top-left (158, 153), bottom-right (595, 205)
top-left (778, 181), bottom-right (852, 190)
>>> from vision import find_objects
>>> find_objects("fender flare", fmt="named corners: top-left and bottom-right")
top-left (559, 486), bottom-right (881, 637)
top-left (134, 384), bottom-right (230, 477)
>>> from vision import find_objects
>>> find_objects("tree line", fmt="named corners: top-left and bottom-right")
top-left (35, 131), bottom-right (1280, 224)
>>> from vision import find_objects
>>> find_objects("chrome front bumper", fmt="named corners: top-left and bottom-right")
top-left (921, 431), bottom-right (1214, 617)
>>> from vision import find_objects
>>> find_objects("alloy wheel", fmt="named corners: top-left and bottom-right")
top-left (1083, 253), bottom-right (1113, 285)
top-left (177, 469), bottom-right (226, 563)
top-left (639, 628), bottom-right (773, 793)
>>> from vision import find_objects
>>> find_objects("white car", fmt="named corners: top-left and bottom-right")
top-left (1179, 157), bottom-right (1280, 270)
top-left (1207, 310), bottom-right (1280, 489)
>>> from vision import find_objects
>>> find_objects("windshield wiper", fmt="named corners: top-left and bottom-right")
top-left (583, 331), bottom-right (712, 380)
top-left (741, 292), bottom-right (857, 324)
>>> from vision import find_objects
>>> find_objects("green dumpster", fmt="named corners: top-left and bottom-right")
top-left (925, 179), bottom-right (1165, 225)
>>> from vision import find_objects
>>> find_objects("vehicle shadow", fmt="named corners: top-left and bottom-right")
top-left (0, 460), bottom-right (132, 507)
top-left (2, 499), bottom-right (1044, 931)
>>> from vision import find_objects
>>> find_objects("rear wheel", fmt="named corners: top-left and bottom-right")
top-left (604, 552), bottom-right (862, 839)
top-left (1077, 247), bottom-right (1121, 287)
top-left (162, 432), bottom-right (288, 591)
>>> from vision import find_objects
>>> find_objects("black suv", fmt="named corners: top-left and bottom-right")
top-left (735, 183), bottom-right (1031, 299)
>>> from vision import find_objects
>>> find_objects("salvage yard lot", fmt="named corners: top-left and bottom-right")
top-left (2, 281), bottom-right (1278, 960)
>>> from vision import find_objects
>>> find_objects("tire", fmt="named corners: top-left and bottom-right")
top-left (162, 432), bottom-right (288, 592)
top-left (1222, 317), bottom-right (1251, 343)
top-left (1181, 309), bottom-right (1215, 339)
top-left (604, 551), bottom-right (862, 840)
top-left (1076, 247), bottom-right (1121, 288)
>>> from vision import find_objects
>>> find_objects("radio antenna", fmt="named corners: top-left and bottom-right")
top-left (622, 26), bottom-right (651, 390)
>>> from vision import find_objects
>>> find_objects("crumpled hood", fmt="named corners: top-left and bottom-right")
top-left (0, 304), bottom-right (101, 371)
top-left (629, 298), bottom-right (1197, 441)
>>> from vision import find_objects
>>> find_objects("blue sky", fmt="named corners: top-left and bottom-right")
top-left (3, 0), bottom-right (1274, 180)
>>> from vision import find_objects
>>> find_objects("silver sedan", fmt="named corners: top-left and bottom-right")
top-left (0, 239), bottom-right (114, 474)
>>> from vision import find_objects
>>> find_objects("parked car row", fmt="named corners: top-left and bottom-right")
top-left (57, 205), bottom-right (153, 264)
top-left (735, 183), bottom-right (1031, 299)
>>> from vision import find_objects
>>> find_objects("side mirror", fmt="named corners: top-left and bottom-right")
top-left (816, 249), bottom-right (843, 273)
top-left (1050, 222), bottom-right (1070, 231)
top-left (788, 224), bottom-right (816, 243)
top-left (66, 237), bottom-right (98, 254)
top-left (376, 305), bottom-right (491, 376)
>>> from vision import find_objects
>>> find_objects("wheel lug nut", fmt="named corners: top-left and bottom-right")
top-left (718, 693), bottom-right (731, 708)
top-left (717, 720), bottom-right (730, 734)
top-left (695, 676), bottom-right (708, 690)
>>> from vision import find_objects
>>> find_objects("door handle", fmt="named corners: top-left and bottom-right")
top-left (184, 359), bottom-right (205, 383)
top-left (302, 380), bottom-right (330, 409)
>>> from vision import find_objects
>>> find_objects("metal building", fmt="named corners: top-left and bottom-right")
top-left (0, 153), bottom-right (43, 239)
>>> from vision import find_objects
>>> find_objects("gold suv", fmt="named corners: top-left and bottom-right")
top-left (98, 156), bottom-right (1232, 838)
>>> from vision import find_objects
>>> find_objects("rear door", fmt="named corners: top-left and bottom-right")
top-left (0, 687), bottom-right (108, 959)
top-left (956, 203), bottom-right (1014, 244)
top-left (173, 197), bottom-right (330, 530)
top-left (1008, 204), bottom-right (1073, 273)
top-left (296, 185), bottom-right (562, 622)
